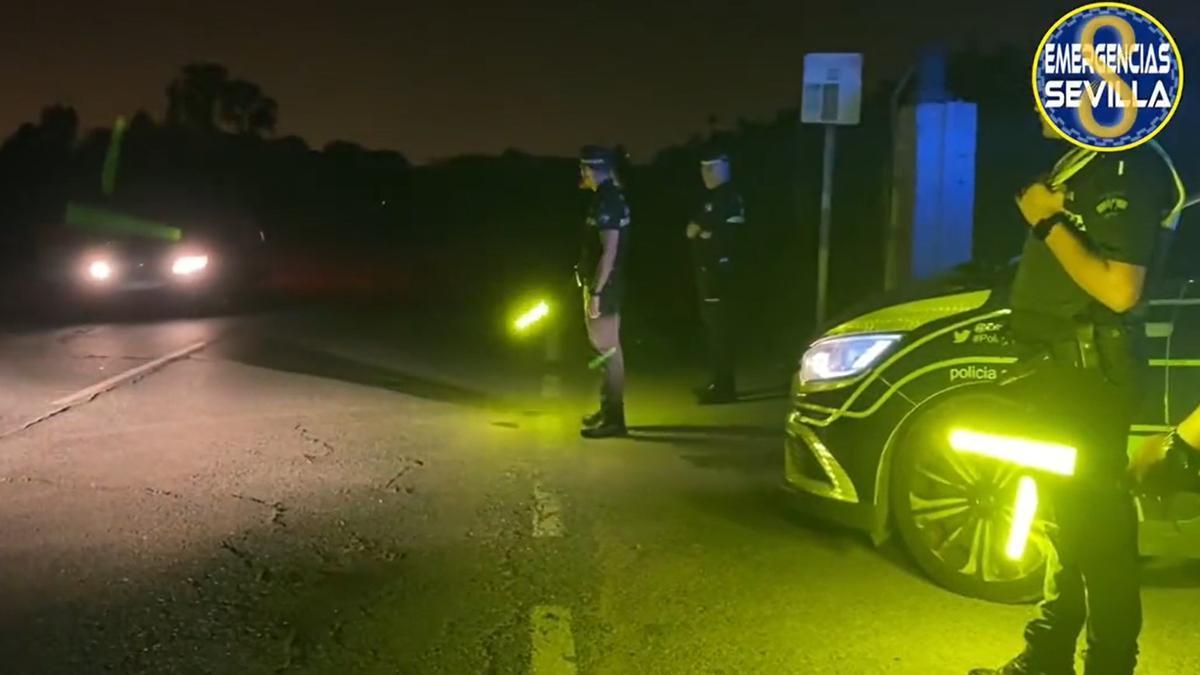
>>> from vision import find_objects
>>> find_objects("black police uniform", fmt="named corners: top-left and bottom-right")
top-left (577, 156), bottom-right (632, 433)
top-left (692, 178), bottom-right (745, 399)
top-left (579, 179), bottom-right (631, 317)
top-left (982, 142), bottom-right (1179, 675)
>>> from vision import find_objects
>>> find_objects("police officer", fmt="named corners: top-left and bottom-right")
top-left (969, 114), bottom-right (1184, 675)
top-left (686, 146), bottom-right (745, 404)
top-left (1130, 401), bottom-right (1200, 492)
top-left (577, 145), bottom-right (632, 439)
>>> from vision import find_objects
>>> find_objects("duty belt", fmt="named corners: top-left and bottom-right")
top-left (1014, 323), bottom-right (1129, 373)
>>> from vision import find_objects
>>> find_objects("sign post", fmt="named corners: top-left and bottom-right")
top-left (801, 53), bottom-right (862, 328)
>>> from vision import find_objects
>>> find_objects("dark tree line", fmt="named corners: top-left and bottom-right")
top-left (1, 47), bottom-right (1196, 350)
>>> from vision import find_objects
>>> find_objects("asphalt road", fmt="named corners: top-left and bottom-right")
top-left (0, 305), bottom-right (1198, 674)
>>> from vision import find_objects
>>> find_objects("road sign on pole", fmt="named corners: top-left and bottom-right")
top-left (802, 53), bottom-right (862, 328)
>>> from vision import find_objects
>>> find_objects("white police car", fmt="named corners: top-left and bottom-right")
top-left (785, 199), bottom-right (1200, 604)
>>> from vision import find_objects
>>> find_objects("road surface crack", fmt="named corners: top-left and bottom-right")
top-left (57, 326), bottom-right (95, 343)
top-left (0, 476), bottom-right (191, 502)
top-left (232, 493), bottom-right (288, 527)
top-left (295, 424), bottom-right (337, 462)
top-left (144, 487), bottom-right (184, 499)
top-left (220, 540), bottom-right (255, 568)
top-left (383, 457), bottom-right (425, 493)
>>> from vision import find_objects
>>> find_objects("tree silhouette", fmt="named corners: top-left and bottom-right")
top-left (166, 63), bottom-right (229, 131)
top-left (165, 64), bottom-right (277, 136)
top-left (37, 105), bottom-right (79, 150)
top-left (219, 79), bottom-right (278, 136)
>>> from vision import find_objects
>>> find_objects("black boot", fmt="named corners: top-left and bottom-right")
top-left (696, 382), bottom-right (737, 405)
top-left (581, 409), bottom-right (606, 428)
top-left (968, 653), bottom-right (1075, 675)
top-left (581, 409), bottom-right (626, 439)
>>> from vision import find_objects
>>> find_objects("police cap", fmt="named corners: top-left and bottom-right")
top-left (699, 144), bottom-right (731, 166)
top-left (580, 145), bottom-right (617, 167)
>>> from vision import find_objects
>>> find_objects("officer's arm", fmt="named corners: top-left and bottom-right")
top-left (698, 194), bottom-right (742, 243)
top-left (1043, 229), bottom-right (1146, 313)
top-left (1045, 177), bottom-right (1159, 313)
top-left (1179, 404), bottom-right (1200, 449)
top-left (704, 195), bottom-right (744, 243)
top-left (592, 230), bottom-right (620, 294)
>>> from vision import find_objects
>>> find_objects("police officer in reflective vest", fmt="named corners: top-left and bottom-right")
top-left (577, 146), bottom-right (632, 439)
top-left (686, 147), bottom-right (745, 404)
top-left (970, 113), bottom-right (1185, 675)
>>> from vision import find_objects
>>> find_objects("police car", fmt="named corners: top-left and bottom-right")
top-left (785, 196), bottom-right (1200, 604)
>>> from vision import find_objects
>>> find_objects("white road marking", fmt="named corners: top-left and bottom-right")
top-left (51, 340), bottom-right (209, 407)
top-left (530, 605), bottom-right (577, 675)
top-left (532, 483), bottom-right (565, 538)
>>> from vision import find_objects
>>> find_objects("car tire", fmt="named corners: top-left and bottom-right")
top-left (890, 390), bottom-right (1051, 604)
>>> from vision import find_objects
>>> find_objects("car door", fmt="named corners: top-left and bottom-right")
top-left (1139, 204), bottom-right (1200, 558)
top-left (1157, 213), bottom-right (1200, 426)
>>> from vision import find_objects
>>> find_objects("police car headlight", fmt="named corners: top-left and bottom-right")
top-left (799, 333), bottom-right (902, 385)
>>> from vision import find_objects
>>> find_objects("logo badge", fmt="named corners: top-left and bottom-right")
top-left (1034, 2), bottom-right (1183, 151)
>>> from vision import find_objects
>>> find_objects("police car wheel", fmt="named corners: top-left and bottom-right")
top-left (890, 394), bottom-right (1051, 605)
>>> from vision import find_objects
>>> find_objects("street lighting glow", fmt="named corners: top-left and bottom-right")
top-left (1006, 476), bottom-right (1039, 560)
top-left (948, 428), bottom-right (1077, 476)
top-left (514, 300), bottom-right (550, 332)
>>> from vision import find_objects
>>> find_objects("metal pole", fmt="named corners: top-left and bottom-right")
top-left (816, 124), bottom-right (837, 328)
top-left (884, 67), bottom-right (915, 293)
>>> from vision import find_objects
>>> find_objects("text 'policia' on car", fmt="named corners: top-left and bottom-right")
top-left (782, 195), bottom-right (1200, 604)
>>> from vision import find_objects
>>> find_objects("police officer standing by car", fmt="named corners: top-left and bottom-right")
top-left (1130, 401), bottom-right (1200, 493)
top-left (969, 114), bottom-right (1184, 674)
top-left (576, 146), bottom-right (632, 439)
top-left (686, 146), bottom-right (745, 404)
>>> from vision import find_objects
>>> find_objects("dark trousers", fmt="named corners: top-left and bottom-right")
top-left (699, 296), bottom-right (735, 392)
top-left (695, 262), bottom-right (735, 392)
top-left (998, 344), bottom-right (1143, 675)
top-left (1024, 481), bottom-right (1141, 674)
top-left (584, 292), bottom-right (624, 419)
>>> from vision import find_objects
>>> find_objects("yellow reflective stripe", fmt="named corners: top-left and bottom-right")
top-left (1006, 477), bottom-right (1040, 560)
top-left (950, 429), bottom-right (1077, 476)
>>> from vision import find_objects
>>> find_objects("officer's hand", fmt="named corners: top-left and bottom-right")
top-left (1015, 182), bottom-right (1066, 226)
top-left (1129, 433), bottom-right (1170, 484)
top-left (587, 295), bottom-right (601, 320)
top-left (699, 229), bottom-right (713, 240)
top-left (686, 223), bottom-right (701, 239)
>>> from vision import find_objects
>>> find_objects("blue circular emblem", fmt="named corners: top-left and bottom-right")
top-left (1034, 2), bottom-right (1183, 151)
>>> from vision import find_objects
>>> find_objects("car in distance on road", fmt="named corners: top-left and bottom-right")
top-left (784, 201), bottom-right (1200, 604)
top-left (39, 204), bottom-right (267, 313)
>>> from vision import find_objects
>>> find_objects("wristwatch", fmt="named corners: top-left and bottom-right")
top-left (1033, 213), bottom-right (1067, 241)
top-left (1166, 428), bottom-right (1199, 469)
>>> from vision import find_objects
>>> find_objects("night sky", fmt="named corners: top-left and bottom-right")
top-left (2, 0), bottom-right (1191, 163)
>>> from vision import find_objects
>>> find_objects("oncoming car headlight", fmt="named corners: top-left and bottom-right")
top-left (172, 254), bottom-right (209, 276)
top-left (87, 259), bottom-right (114, 282)
top-left (799, 333), bottom-right (903, 385)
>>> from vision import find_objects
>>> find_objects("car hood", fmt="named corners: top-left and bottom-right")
top-left (818, 261), bottom-right (1016, 339)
